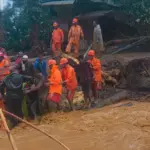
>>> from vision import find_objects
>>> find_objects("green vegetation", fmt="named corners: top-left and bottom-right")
top-left (1, 0), bottom-right (150, 52)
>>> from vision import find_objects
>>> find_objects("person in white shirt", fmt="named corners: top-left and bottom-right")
top-left (93, 21), bottom-right (105, 55)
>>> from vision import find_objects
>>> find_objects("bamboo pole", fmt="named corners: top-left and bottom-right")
top-left (3, 109), bottom-right (70, 150)
top-left (0, 109), bottom-right (18, 150)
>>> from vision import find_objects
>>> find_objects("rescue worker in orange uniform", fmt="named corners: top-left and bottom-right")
top-left (0, 53), bottom-right (10, 82)
top-left (51, 22), bottom-right (64, 56)
top-left (46, 59), bottom-right (62, 111)
top-left (66, 18), bottom-right (84, 58)
top-left (60, 58), bottom-right (77, 110)
top-left (88, 50), bottom-right (102, 101)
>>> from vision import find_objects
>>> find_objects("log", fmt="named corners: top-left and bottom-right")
top-left (0, 109), bottom-right (18, 150)
top-left (62, 53), bottom-right (79, 64)
top-left (105, 36), bottom-right (150, 46)
top-left (98, 90), bottom-right (128, 108)
top-left (3, 110), bottom-right (70, 150)
top-left (111, 37), bottom-right (150, 55)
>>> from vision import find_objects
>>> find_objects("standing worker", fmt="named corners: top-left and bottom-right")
top-left (60, 58), bottom-right (77, 110)
top-left (0, 52), bottom-right (10, 82)
top-left (15, 51), bottom-right (23, 65)
top-left (51, 22), bottom-right (64, 57)
top-left (34, 53), bottom-right (47, 79)
top-left (0, 67), bottom-right (33, 128)
top-left (88, 50), bottom-right (102, 101)
top-left (66, 18), bottom-right (84, 58)
top-left (46, 59), bottom-right (62, 111)
top-left (75, 55), bottom-right (93, 108)
top-left (17, 55), bottom-right (35, 77)
top-left (93, 21), bottom-right (104, 56)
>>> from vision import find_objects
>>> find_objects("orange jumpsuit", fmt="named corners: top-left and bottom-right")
top-left (47, 65), bottom-right (62, 103)
top-left (0, 58), bottom-right (10, 81)
top-left (88, 57), bottom-right (102, 90)
top-left (61, 64), bottom-right (78, 101)
top-left (51, 28), bottom-right (64, 53)
top-left (66, 25), bottom-right (84, 57)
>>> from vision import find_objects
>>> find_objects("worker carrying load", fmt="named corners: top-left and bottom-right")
top-left (66, 18), bottom-right (84, 58)
top-left (0, 52), bottom-right (10, 82)
top-left (51, 22), bottom-right (64, 57)
top-left (60, 58), bottom-right (77, 110)
top-left (45, 59), bottom-right (62, 111)
top-left (87, 50), bottom-right (102, 101)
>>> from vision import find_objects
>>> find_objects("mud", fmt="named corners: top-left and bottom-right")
top-left (1, 100), bottom-right (150, 150)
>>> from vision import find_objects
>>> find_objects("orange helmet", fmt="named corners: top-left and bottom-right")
top-left (72, 18), bottom-right (78, 24)
top-left (88, 50), bottom-right (95, 56)
top-left (60, 58), bottom-right (68, 65)
top-left (48, 59), bottom-right (56, 66)
top-left (53, 22), bottom-right (58, 27)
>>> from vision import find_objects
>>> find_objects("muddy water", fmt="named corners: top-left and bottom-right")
top-left (0, 101), bottom-right (150, 150)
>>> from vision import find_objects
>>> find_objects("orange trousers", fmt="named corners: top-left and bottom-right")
top-left (52, 42), bottom-right (62, 56)
top-left (66, 40), bottom-right (80, 58)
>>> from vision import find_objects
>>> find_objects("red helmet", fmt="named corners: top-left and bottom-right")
top-left (88, 50), bottom-right (95, 56)
top-left (0, 52), bottom-right (4, 57)
top-left (48, 59), bottom-right (56, 66)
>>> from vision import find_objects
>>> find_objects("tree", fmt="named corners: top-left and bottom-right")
top-left (2, 0), bottom-right (56, 52)
top-left (113, 0), bottom-right (150, 24)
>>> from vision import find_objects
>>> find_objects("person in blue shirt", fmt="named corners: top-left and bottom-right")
top-left (34, 53), bottom-right (47, 78)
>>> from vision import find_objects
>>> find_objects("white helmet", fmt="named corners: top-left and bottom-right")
top-left (22, 55), bottom-right (28, 59)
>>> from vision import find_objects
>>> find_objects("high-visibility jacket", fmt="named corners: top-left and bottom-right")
top-left (52, 28), bottom-right (64, 43)
top-left (61, 64), bottom-right (77, 90)
top-left (68, 25), bottom-right (84, 44)
top-left (88, 57), bottom-right (102, 82)
top-left (0, 59), bottom-right (10, 81)
top-left (48, 65), bottom-right (62, 95)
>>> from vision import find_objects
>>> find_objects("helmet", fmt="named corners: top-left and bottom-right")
top-left (60, 58), bottom-right (68, 65)
top-left (0, 52), bottom-right (4, 57)
top-left (22, 55), bottom-right (28, 59)
top-left (72, 18), bottom-right (78, 24)
top-left (88, 50), bottom-right (95, 56)
top-left (53, 22), bottom-right (58, 27)
top-left (48, 59), bottom-right (56, 66)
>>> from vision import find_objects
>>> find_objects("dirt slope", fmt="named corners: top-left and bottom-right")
top-left (0, 100), bottom-right (150, 150)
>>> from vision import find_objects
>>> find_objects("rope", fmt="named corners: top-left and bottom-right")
top-left (2, 110), bottom-right (70, 150)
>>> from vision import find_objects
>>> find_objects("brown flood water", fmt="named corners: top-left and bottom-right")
top-left (0, 100), bottom-right (150, 150)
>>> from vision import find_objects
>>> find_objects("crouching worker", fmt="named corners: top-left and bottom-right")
top-left (45, 59), bottom-right (62, 112)
top-left (88, 50), bottom-right (102, 101)
top-left (75, 55), bottom-right (93, 108)
top-left (60, 58), bottom-right (77, 111)
top-left (0, 67), bottom-right (33, 129)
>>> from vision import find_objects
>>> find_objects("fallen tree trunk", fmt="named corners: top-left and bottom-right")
top-left (111, 37), bottom-right (150, 55)
top-left (61, 53), bottom-right (79, 64)
top-left (105, 36), bottom-right (150, 47)
top-left (97, 90), bottom-right (128, 108)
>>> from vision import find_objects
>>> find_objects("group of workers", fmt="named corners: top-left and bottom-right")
top-left (0, 17), bottom-right (103, 128)
top-left (51, 18), bottom-right (104, 57)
